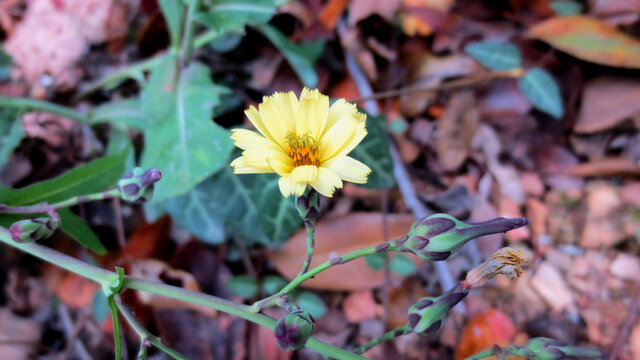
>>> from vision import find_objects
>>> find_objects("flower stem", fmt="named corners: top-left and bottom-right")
top-left (251, 238), bottom-right (403, 311)
top-left (0, 189), bottom-right (120, 214)
top-left (297, 220), bottom-right (316, 276)
top-left (0, 226), bottom-right (366, 360)
top-left (179, 0), bottom-right (202, 68)
top-left (355, 325), bottom-right (411, 354)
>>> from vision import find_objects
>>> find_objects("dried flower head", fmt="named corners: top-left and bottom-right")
top-left (230, 88), bottom-right (371, 198)
top-left (466, 247), bottom-right (530, 287)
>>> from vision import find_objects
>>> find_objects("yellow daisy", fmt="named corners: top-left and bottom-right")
top-left (230, 88), bottom-right (372, 197)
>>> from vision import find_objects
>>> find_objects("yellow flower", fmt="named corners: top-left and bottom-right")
top-left (230, 88), bottom-right (372, 197)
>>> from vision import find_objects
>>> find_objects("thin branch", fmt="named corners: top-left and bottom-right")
top-left (0, 189), bottom-right (120, 214)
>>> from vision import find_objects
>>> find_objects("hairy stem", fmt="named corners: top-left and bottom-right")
top-left (0, 189), bottom-right (120, 214)
top-left (0, 226), bottom-right (366, 360)
top-left (297, 220), bottom-right (316, 276)
top-left (251, 238), bottom-right (403, 311)
top-left (355, 325), bottom-right (411, 354)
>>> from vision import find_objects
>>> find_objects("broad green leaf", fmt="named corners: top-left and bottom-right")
top-left (262, 275), bottom-right (288, 295)
top-left (350, 113), bottom-right (395, 189)
top-left (364, 253), bottom-right (386, 270)
top-left (194, 0), bottom-right (278, 34)
top-left (0, 151), bottom-right (127, 205)
top-left (464, 41), bottom-right (522, 71)
top-left (528, 16), bottom-right (640, 69)
top-left (59, 209), bottom-right (107, 255)
top-left (0, 111), bottom-right (24, 167)
top-left (226, 275), bottom-right (259, 299)
top-left (257, 25), bottom-right (324, 88)
top-left (550, 1), bottom-right (582, 16)
top-left (140, 56), bottom-right (234, 202)
top-left (389, 253), bottom-right (417, 275)
top-left (158, 0), bottom-right (185, 49)
top-left (106, 128), bottom-right (135, 172)
top-left (164, 185), bottom-right (226, 244)
top-left (88, 99), bottom-right (145, 130)
top-left (170, 165), bottom-right (302, 246)
top-left (295, 291), bottom-right (326, 319)
top-left (518, 68), bottom-right (564, 119)
top-left (0, 49), bottom-right (12, 81)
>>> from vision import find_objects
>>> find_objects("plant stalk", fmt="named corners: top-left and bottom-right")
top-left (0, 189), bottom-right (120, 214)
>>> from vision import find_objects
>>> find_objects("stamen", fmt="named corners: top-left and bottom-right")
top-left (286, 131), bottom-right (319, 167)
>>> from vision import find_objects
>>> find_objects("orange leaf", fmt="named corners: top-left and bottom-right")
top-left (123, 215), bottom-right (171, 259)
top-left (320, 0), bottom-right (350, 29)
top-left (56, 272), bottom-right (99, 308)
top-left (454, 309), bottom-right (517, 360)
top-left (528, 16), bottom-right (640, 69)
top-left (269, 212), bottom-right (416, 291)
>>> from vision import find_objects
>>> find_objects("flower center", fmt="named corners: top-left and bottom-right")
top-left (285, 131), bottom-right (319, 167)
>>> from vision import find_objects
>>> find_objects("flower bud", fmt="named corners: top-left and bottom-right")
top-left (295, 189), bottom-right (319, 222)
top-left (466, 247), bottom-right (530, 287)
top-left (523, 337), bottom-right (604, 360)
top-left (274, 309), bottom-right (315, 351)
top-left (117, 168), bottom-right (162, 203)
top-left (407, 281), bottom-right (470, 335)
top-left (9, 211), bottom-right (61, 243)
top-left (400, 214), bottom-right (529, 261)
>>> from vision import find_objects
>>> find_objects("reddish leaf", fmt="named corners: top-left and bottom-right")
top-left (575, 76), bottom-right (640, 133)
top-left (320, 0), bottom-right (350, 29)
top-left (528, 16), bottom-right (640, 69)
top-left (454, 309), bottom-right (517, 360)
top-left (123, 215), bottom-right (171, 259)
top-left (56, 272), bottom-right (99, 309)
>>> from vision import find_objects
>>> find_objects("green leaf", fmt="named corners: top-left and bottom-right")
top-left (92, 290), bottom-right (110, 323)
top-left (0, 111), bottom-right (24, 167)
top-left (140, 56), bottom-right (234, 202)
top-left (194, 0), bottom-right (278, 34)
top-left (88, 99), bottom-right (145, 130)
top-left (518, 67), bottom-right (564, 119)
top-left (226, 275), bottom-right (259, 299)
top-left (59, 209), bottom-right (107, 255)
top-left (262, 275), bottom-right (288, 295)
top-left (350, 113), bottom-right (395, 189)
top-left (389, 253), bottom-right (417, 275)
top-left (550, 1), bottom-right (582, 16)
top-left (257, 25), bottom-right (324, 88)
top-left (164, 186), bottom-right (226, 244)
top-left (464, 41), bottom-right (523, 71)
top-left (0, 49), bottom-right (12, 81)
top-left (0, 151), bottom-right (127, 205)
top-left (169, 165), bottom-right (302, 246)
top-left (158, 0), bottom-right (186, 49)
top-left (296, 291), bottom-right (326, 319)
top-left (364, 253), bottom-right (386, 270)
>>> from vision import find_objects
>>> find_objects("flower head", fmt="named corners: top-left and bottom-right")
top-left (465, 247), bottom-right (530, 287)
top-left (230, 88), bottom-right (371, 197)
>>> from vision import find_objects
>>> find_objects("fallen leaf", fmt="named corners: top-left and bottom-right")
top-left (631, 321), bottom-right (640, 360)
top-left (567, 157), bottom-right (640, 177)
top-left (528, 16), bottom-right (640, 69)
top-left (348, 0), bottom-right (400, 25)
top-left (387, 277), bottom-right (429, 328)
top-left (499, 196), bottom-right (530, 243)
top-left (320, 0), bottom-right (350, 29)
top-left (575, 76), bottom-right (640, 133)
top-left (454, 308), bottom-right (517, 360)
top-left (122, 215), bottom-right (171, 259)
top-left (620, 182), bottom-right (640, 207)
top-left (530, 262), bottom-right (576, 312)
top-left (609, 253), bottom-right (640, 282)
top-left (0, 308), bottom-right (41, 360)
top-left (269, 213), bottom-right (416, 291)
top-left (343, 290), bottom-right (379, 323)
top-left (581, 182), bottom-right (633, 248)
top-left (56, 272), bottom-right (99, 309)
top-left (437, 91), bottom-right (479, 171)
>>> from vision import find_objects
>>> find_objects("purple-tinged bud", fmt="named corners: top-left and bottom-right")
top-left (401, 214), bottom-right (529, 261)
top-left (407, 281), bottom-right (470, 335)
top-left (275, 309), bottom-right (315, 351)
top-left (117, 167), bottom-right (162, 203)
top-left (524, 337), bottom-right (604, 360)
top-left (9, 210), bottom-right (61, 243)
top-left (295, 189), bottom-right (319, 222)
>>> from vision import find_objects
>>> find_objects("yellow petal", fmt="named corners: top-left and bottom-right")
top-left (245, 106), bottom-right (281, 148)
top-left (310, 167), bottom-right (343, 197)
top-left (278, 174), bottom-right (307, 197)
top-left (230, 156), bottom-right (272, 174)
top-left (324, 99), bottom-right (359, 136)
top-left (259, 92), bottom-right (298, 148)
top-left (318, 112), bottom-right (367, 162)
top-left (323, 156), bottom-right (371, 183)
top-left (266, 151), bottom-right (294, 176)
top-left (295, 88), bottom-right (329, 138)
top-left (290, 165), bottom-right (318, 183)
top-left (230, 129), bottom-right (277, 151)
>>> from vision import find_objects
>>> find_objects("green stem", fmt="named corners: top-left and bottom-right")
top-left (355, 325), bottom-right (411, 354)
top-left (77, 56), bottom-right (163, 99)
top-left (0, 96), bottom-right (91, 123)
top-left (179, 0), bottom-right (202, 68)
top-left (115, 296), bottom-right (188, 360)
top-left (0, 189), bottom-right (120, 214)
top-left (0, 227), bottom-right (365, 360)
top-left (251, 239), bottom-right (401, 311)
top-left (108, 297), bottom-right (123, 360)
top-left (297, 220), bottom-right (315, 276)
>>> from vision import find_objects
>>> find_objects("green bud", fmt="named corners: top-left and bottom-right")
top-left (407, 281), bottom-right (470, 335)
top-left (9, 211), bottom-right (61, 243)
top-left (400, 214), bottom-right (529, 261)
top-left (524, 337), bottom-right (604, 360)
top-left (274, 309), bottom-right (315, 351)
top-left (296, 189), bottom-right (319, 222)
top-left (117, 167), bottom-right (162, 203)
